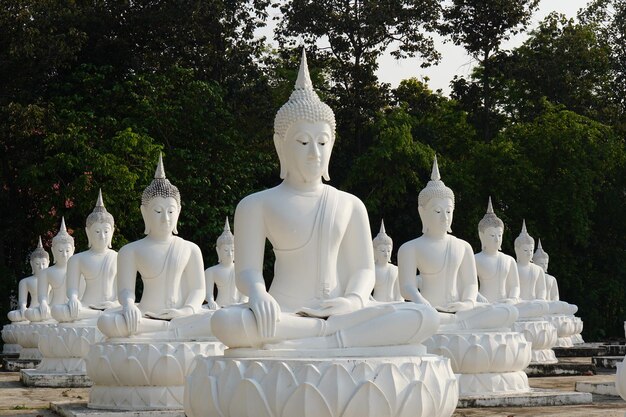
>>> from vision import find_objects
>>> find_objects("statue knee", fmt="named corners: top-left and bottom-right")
top-left (497, 303), bottom-right (518, 326)
top-left (7, 310), bottom-right (24, 322)
top-left (211, 306), bottom-right (258, 348)
top-left (97, 312), bottom-right (129, 338)
top-left (51, 305), bottom-right (70, 322)
top-left (402, 304), bottom-right (440, 344)
top-left (24, 308), bottom-right (40, 322)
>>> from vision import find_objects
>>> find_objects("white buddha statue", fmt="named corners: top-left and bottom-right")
top-left (52, 190), bottom-right (119, 323)
top-left (398, 158), bottom-right (518, 330)
top-left (7, 237), bottom-right (49, 323)
top-left (532, 240), bottom-right (577, 315)
top-left (475, 198), bottom-right (548, 318)
top-left (204, 218), bottom-right (246, 309)
top-left (210, 50), bottom-right (439, 350)
top-left (26, 218), bottom-right (75, 322)
top-left (371, 220), bottom-right (403, 302)
top-left (97, 155), bottom-right (208, 339)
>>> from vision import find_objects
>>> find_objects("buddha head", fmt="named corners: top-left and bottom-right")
top-left (51, 217), bottom-right (75, 265)
top-left (372, 220), bottom-right (392, 265)
top-left (29, 236), bottom-right (50, 274)
top-left (514, 220), bottom-right (535, 263)
top-left (216, 217), bottom-right (234, 265)
top-left (418, 156), bottom-right (455, 236)
top-left (478, 197), bottom-right (504, 252)
top-left (533, 239), bottom-right (549, 272)
top-left (273, 49), bottom-right (336, 183)
top-left (140, 154), bottom-right (181, 237)
top-left (86, 189), bottom-right (115, 250)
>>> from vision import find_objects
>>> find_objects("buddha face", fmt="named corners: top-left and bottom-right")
top-left (418, 197), bottom-right (454, 236)
top-left (30, 257), bottom-right (49, 274)
top-left (87, 221), bottom-right (113, 250)
top-left (479, 226), bottom-right (503, 253)
top-left (52, 242), bottom-right (74, 266)
top-left (141, 196), bottom-right (180, 237)
top-left (217, 243), bottom-right (234, 265)
top-left (280, 120), bottom-right (333, 183)
top-left (374, 244), bottom-right (392, 265)
top-left (515, 243), bottom-right (534, 263)
top-left (535, 258), bottom-right (549, 273)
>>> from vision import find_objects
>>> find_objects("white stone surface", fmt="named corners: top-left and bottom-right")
top-left (424, 331), bottom-right (531, 395)
top-left (1, 323), bottom-right (24, 354)
top-left (35, 323), bottom-right (104, 374)
top-left (372, 220), bottom-right (402, 302)
top-left (52, 402), bottom-right (185, 417)
top-left (14, 322), bottom-right (55, 360)
top-left (185, 350), bottom-right (458, 417)
top-left (549, 315), bottom-right (578, 347)
top-left (615, 357), bottom-right (626, 400)
top-left (575, 380), bottom-right (619, 396)
top-left (457, 388), bottom-right (592, 408)
top-left (512, 319), bottom-right (558, 364)
top-left (86, 339), bottom-right (224, 410)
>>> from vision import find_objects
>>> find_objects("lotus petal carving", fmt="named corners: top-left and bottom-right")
top-left (512, 320), bottom-right (557, 351)
top-left (185, 355), bottom-right (458, 417)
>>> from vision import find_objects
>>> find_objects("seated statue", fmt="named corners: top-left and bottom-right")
top-left (52, 190), bottom-right (119, 323)
top-left (532, 239), bottom-right (577, 315)
top-left (7, 237), bottom-right (49, 322)
top-left (97, 155), bottom-right (208, 339)
top-left (371, 220), bottom-right (403, 302)
top-left (204, 218), bottom-right (247, 309)
top-left (398, 158), bottom-right (518, 330)
top-left (25, 218), bottom-right (75, 322)
top-left (210, 51), bottom-right (439, 349)
top-left (475, 198), bottom-right (548, 318)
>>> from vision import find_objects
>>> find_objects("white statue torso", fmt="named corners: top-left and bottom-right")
top-left (475, 252), bottom-right (515, 302)
top-left (373, 264), bottom-right (399, 302)
top-left (43, 264), bottom-right (68, 305)
top-left (545, 273), bottom-right (559, 301)
top-left (21, 276), bottom-right (40, 308)
top-left (517, 263), bottom-right (542, 300)
top-left (73, 249), bottom-right (117, 305)
top-left (207, 264), bottom-right (243, 306)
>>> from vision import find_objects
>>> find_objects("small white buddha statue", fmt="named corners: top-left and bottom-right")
top-left (210, 50), bottom-right (439, 350)
top-left (7, 237), bottom-right (49, 322)
top-left (532, 240), bottom-right (577, 315)
top-left (475, 198), bottom-right (548, 318)
top-left (398, 158), bottom-right (518, 330)
top-left (371, 220), bottom-right (403, 302)
top-left (26, 218), bottom-right (75, 322)
top-left (97, 155), bottom-right (207, 338)
top-left (204, 218), bottom-right (246, 309)
top-left (52, 190), bottom-right (119, 323)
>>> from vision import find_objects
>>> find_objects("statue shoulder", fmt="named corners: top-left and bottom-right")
top-left (330, 186), bottom-right (367, 214)
top-left (236, 187), bottom-right (276, 214)
top-left (398, 238), bottom-right (421, 257)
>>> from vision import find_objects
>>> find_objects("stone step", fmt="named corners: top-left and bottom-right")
top-left (1, 358), bottom-right (40, 372)
top-left (21, 368), bottom-right (92, 388)
top-left (52, 402), bottom-right (186, 417)
top-left (602, 343), bottom-right (626, 356)
top-left (457, 389), bottom-right (592, 408)
top-left (554, 345), bottom-right (607, 358)
top-left (526, 360), bottom-right (595, 377)
top-left (575, 380), bottom-right (619, 396)
top-left (592, 355), bottom-right (624, 369)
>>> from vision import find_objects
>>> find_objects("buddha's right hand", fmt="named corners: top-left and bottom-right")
top-left (68, 296), bottom-right (81, 319)
top-left (123, 304), bottom-right (141, 335)
top-left (40, 301), bottom-right (50, 318)
top-left (249, 291), bottom-right (281, 339)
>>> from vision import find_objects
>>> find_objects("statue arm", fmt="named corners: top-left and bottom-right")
top-left (341, 200), bottom-right (375, 306)
top-left (391, 267), bottom-right (403, 301)
top-left (116, 245), bottom-right (138, 308)
top-left (536, 269), bottom-right (547, 300)
top-left (204, 268), bottom-right (218, 309)
top-left (458, 243), bottom-right (479, 304)
top-left (181, 245), bottom-right (206, 313)
top-left (37, 270), bottom-right (49, 305)
top-left (552, 279), bottom-right (560, 301)
top-left (66, 255), bottom-right (83, 318)
top-left (506, 259), bottom-right (521, 300)
top-left (17, 279), bottom-right (28, 308)
top-left (398, 243), bottom-right (429, 304)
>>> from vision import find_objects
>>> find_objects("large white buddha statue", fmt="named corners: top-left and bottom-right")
top-left (204, 218), bottom-right (246, 309)
top-left (398, 159), bottom-right (518, 330)
top-left (475, 198), bottom-right (548, 318)
top-left (7, 238), bottom-right (49, 323)
top-left (52, 190), bottom-right (118, 323)
top-left (371, 220), bottom-right (403, 302)
top-left (25, 218), bottom-right (75, 322)
top-left (210, 50), bottom-right (439, 350)
top-left (96, 155), bottom-right (208, 339)
top-left (532, 240), bottom-right (577, 315)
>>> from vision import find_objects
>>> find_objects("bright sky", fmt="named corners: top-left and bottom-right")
top-left (377, 0), bottom-right (593, 94)
top-left (261, 0), bottom-right (593, 96)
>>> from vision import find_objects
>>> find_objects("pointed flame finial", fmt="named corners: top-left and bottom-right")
top-left (537, 238), bottom-right (543, 250)
top-left (521, 219), bottom-right (527, 234)
top-left (154, 153), bottom-right (166, 179)
top-left (373, 218), bottom-right (392, 247)
top-left (486, 196), bottom-right (494, 214)
top-left (431, 155), bottom-right (441, 182)
top-left (37, 236), bottom-right (43, 248)
top-left (224, 217), bottom-right (231, 233)
top-left (60, 216), bottom-right (67, 233)
top-left (379, 219), bottom-right (386, 235)
top-left (95, 189), bottom-right (104, 207)
top-left (295, 47), bottom-right (313, 91)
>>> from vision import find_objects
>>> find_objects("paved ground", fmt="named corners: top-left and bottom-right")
top-left (0, 371), bottom-right (625, 416)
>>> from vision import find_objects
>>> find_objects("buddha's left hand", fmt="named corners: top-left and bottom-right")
top-left (146, 308), bottom-right (190, 320)
top-left (306, 297), bottom-right (360, 317)
top-left (444, 300), bottom-right (475, 312)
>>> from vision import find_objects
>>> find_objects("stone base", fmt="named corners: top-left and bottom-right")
top-left (51, 402), bottom-right (185, 417)
top-left (14, 322), bottom-right (55, 360)
top-left (593, 355), bottom-right (623, 369)
top-left (604, 343), bottom-right (626, 356)
top-left (575, 380), bottom-right (619, 396)
top-left (21, 368), bottom-right (92, 387)
top-left (554, 344), bottom-right (607, 357)
top-left (2, 344), bottom-right (22, 355)
top-left (457, 388), bottom-right (592, 408)
top-left (0, 352), bottom-right (20, 362)
top-left (2, 323), bottom-right (26, 354)
top-left (36, 323), bottom-right (104, 375)
top-left (571, 334), bottom-right (584, 344)
top-left (555, 336), bottom-right (574, 347)
top-left (530, 348), bottom-right (557, 365)
top-left (87, 338), bottom-right (224, 411)
top-left (2, 357), bottom-right (41, 371)
top-left (185, 347), bottom-right (458, 417)
top-left (512, 319), bottom-right (558, 365)
top-left (526, 361), bottom-right (595, 377)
